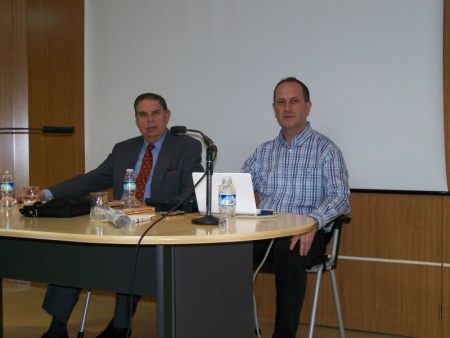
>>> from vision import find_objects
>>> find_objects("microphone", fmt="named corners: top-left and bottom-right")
top-left (170, 125), bottom-right (219, 225)
top-left (170, 126), bottom-right (217, 152)
top-left (170, 126), bottom-right (187, 134)
top-left (0, 126), bottom-right (75, 134)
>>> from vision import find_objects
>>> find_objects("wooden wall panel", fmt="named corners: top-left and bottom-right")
top-left (11, 0), bottom-right (30, 189)
top-left (443, 196), bottom-right (450, 264)
top-left (0, 0), bottom-right (83, 190)
top-left (326, 192), bottom-right (441, 338)
top-left (443, 268), bottom-right (450, 338)
top-left (343, 193), bottom-right (442, 262)
top-left (0, 0), bottom-right (14, 171)
top-left (253, 272), bottom-right (275, 320)
top-left (27, 0), bottom-right (85, 187)
top-left (0, 0), bottom-right (29, 189)
top-left (442, 196), bottom-right (450, 338)
top-left (336, 261), bottom-right (441, 338)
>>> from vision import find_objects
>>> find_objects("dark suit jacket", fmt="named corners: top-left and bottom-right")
top-left (49, 130), bottom-right (204, 202)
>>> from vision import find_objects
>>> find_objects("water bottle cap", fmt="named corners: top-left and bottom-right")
top-left (126, 169), bottom-right (133, 173)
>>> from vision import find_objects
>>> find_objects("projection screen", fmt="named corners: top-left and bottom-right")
top-left (85, 0), bottom-right (446, 192)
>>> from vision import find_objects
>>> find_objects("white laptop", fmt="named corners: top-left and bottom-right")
top-left (192, 172), bottom-right (258, 215)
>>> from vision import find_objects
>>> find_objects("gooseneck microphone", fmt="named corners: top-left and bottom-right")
top-left (171, 125), bottom-right (219, 225)
top-left (0, 126), bottom-right (75, 133)
top-left (170, 126), bottom-right (187, 133)
top-left (170, 126), bottom-right (217, 152)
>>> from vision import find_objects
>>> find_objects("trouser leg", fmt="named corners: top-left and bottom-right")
top-left (112, 293), bottom-right (141, 328)
top-left (42, 284), bottom-right (82, 322)
top-left (272, 237), bottom-right (307, 338)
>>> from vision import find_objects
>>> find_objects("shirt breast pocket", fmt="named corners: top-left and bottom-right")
top-left (295, 167), bottom-right (322, 192)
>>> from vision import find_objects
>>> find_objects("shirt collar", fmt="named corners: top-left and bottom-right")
top-left (277, 122), bottom-right (312, 147)
top-left (143, 129), bottom-right (167, 151)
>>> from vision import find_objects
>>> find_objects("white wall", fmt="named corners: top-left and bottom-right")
top-left (85, 0), bottom-right (446, 192)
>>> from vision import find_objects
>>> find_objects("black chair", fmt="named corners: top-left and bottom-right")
top-left (253, 214), bottom-right (351, 338)
top-left (305, 214), bottom-right (350, 338)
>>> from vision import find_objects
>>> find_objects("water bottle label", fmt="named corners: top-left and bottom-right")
top-left (123, 182), bottom-right (136, 191)
top-left (219, 194), bottom-right (236, 206)
top-left (1, 182), bottom-right (13, 192)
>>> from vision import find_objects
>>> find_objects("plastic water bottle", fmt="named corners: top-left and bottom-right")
top-left (123, 169), bottom-right (136, 208)
top-left (1, 170), bottom-right (14, 208)
top-left (218, 176), bottom-right (236, 228)
top-left (104, 207), bottom-right (132, 229)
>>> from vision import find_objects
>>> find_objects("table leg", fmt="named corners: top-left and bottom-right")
top-left (156, 242), bottom-right (254, 338)
top-left (0, 278), bottom-right (3, 338)
top-left (156, 245), bottom-right (175, 337)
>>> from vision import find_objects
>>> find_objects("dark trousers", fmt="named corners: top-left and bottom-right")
top-left (42, 285), bottom-right (140, 328)
top-left (253, 230), bottom-right (331, 338)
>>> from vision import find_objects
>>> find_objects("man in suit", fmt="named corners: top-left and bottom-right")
top-left (40, 93), bottom-right (204, 338)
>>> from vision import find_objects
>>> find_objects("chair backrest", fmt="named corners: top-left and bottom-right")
top-left (328, 214), bottom-right (351, 269)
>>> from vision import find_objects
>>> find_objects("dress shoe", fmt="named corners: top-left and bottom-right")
top-left (97, 323), bottom-right (131, 338)
top-left (40, 331), bottom-right (69, 338)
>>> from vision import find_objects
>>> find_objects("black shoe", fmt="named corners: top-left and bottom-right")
top-left (41, 332), bottom-right (69, 338)
top-left (97, 323), bottom-right (131, 338)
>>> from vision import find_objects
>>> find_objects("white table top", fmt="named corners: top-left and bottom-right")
top-left (0, 205), bottom-right (316, 245)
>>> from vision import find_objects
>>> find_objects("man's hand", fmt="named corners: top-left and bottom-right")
top-left (16, 190), bottom-right (45, 203)
top-left (289, 228), bottom-right (316, 256)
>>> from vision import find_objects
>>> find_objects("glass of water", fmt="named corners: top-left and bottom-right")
top-left (90, 192), bottom-right (109, 219)
top-left (22, 186), bottom-right (40, 206)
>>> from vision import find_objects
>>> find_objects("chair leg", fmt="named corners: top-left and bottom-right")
top-left (77, 290), bottom-right (92, 338)
top-left (329, 270), bottom-right (345, 338)
top-left (307, 269), bottom-right (323, 338)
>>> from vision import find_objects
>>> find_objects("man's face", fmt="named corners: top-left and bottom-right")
top-left (135, 99), bottom-right (171, 143)
top-left (272, 82), bottom-right (312, 135)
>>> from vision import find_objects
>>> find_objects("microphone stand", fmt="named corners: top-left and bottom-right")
top-left (192, 145), bottom-right (219, 225)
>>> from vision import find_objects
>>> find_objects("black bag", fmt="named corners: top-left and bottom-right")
top-left (19, 196), bottom-right (91, 218)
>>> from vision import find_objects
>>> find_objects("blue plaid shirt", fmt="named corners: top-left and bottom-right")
top-left (241, 123), bottom-right (351, 232)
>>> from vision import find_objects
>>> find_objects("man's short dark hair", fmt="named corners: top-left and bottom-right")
top-left (273, 77), bottom-right (310, 103)
top-left (134, 93), bottom-right (168, 113)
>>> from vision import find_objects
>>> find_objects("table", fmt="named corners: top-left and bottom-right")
top-left (0, 206), bottom-right (316, 338)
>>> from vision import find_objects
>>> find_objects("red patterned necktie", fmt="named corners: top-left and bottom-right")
top-left (135, 144), bottom-right (154, 202)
